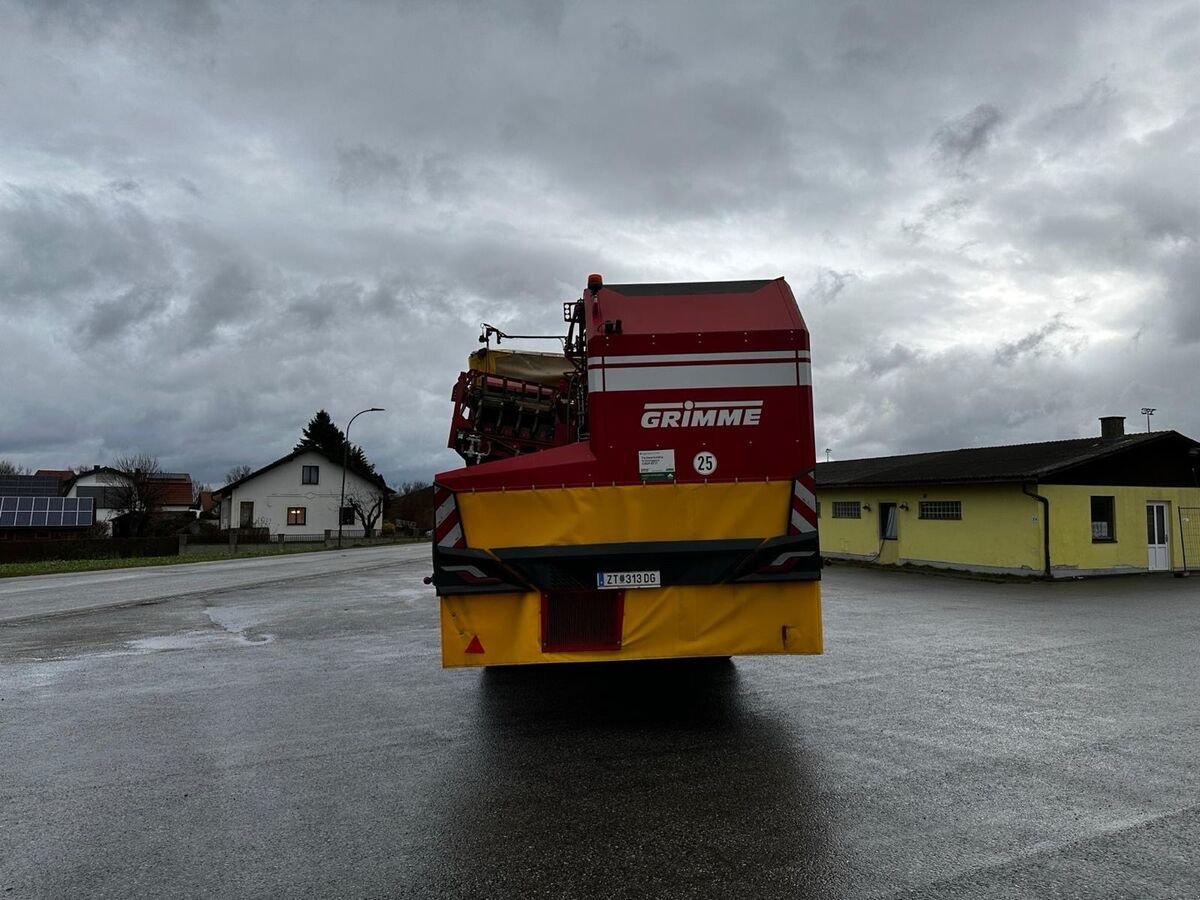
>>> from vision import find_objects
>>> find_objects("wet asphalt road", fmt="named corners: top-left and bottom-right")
top-left (1, 549), bottom-right (1198, 899)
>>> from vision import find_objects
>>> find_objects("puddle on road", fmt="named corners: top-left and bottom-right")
top-left (126, 629), bottom-right (273, 652)
top-left (8, 607), bottom-right (274, 673)
top-left (125, 607), bottom-right (274, 652)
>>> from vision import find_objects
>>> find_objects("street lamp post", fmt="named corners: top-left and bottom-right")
top-left (1141, 407), bottom-right (1156, 433)
top-left (338, 407), bottom-right (385, 549)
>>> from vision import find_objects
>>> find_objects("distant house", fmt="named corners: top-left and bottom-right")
top-left (214, 448), bottom-right (390, 537)
top-left (151, 473), bottom-right (197, 513)
top-left (64, 467), bottom-right (197, 526)
top-left (816, 417), bottom-right (1200, 578)
top-left (65, 467), bottom-right (126, 525)
top-left (0, 474), bottom-right (96, 540)
top-left (194, 489), bottom-right (220, 521)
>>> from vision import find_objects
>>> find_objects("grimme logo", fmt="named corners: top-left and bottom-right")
top-left (641, 400), bottom-right (763, 428)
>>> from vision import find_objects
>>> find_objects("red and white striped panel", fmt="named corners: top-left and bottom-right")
top-left (434, 485), bottom-right (466, 549)
top-left (789, 474), bottom-right (818, 536)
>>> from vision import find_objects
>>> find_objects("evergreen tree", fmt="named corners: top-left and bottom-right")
top-left (295, 410), bottom-right (378, 477)
top-left (295, 409), bottom-right (346, 458)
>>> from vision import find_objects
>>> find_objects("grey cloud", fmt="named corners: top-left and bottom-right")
top-left (804, 269), bottom-right (857, 305)
top-left (418, 154), bottom-right (466, 201)
top-left (80, 283), bottom-right (170, 344)
top-left (288, 280), bottom-right (363, 329)
top-left (902, 195), bottom-right (974, 243)
top-left (1026, 77), bottom-right (1121, 148)
top-left (108, 178), bottom-right (141, 194)
top-left (0, 188), bottom-right (171, 306)
top-left (856, 343), bottom-right (921, 378)
top-left (611, 20), bottom-right (680, 71)
top-left (333, 143), bottom-right (408, 197)
top-left (18, 0), bottom-right (221, 41)
top-left (932, 104), bottom-right (1003, 171)
top-left (1164, 247), bottom-right (1200, 344)
top-left (993, 316), bottom-right (1076, 366)
top-left (495, 75), bottom-right (796, 217)
top-left (183, 263), bottom-right (259, 341)
top-left (820, 344), bottom-right (1083, 459)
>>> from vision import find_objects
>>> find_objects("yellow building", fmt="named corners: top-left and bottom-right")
top-left (816, 418), bottom-right (1200, 578)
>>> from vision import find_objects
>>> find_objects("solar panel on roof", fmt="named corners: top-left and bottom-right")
top-left (0, 494), bottom-right (93, 528)
top-left (0, 475), bottom-right (61, 496)
top-left (77, 497), bottom-right (94, 526)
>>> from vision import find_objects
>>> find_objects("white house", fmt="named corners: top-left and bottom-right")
top-left (65, 466), bottom-right (196, 526)
top-left (215, 448), bottom-right (389, 536)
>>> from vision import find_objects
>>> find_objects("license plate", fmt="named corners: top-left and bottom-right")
top-left (596, 570), bottom-right (661, 590)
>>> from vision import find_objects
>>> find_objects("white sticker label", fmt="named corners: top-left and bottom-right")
top-left (638, 449), bottom-right (676, 477)
top-left (692, 451), bottom-right (717, 475)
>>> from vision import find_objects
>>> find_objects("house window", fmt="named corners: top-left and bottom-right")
top-left (919, 501), bottom-right (962, 520)
top-left (287, 507), bottom-right (307, 526)
top-left (340, 506), bottom-right (356, 525)
top-left (302, 465), bottom-right (319, 485)
top-left (1091, 496), bottom-right (1115, 541)
top-left (831, 501), bottom-right (861, 519)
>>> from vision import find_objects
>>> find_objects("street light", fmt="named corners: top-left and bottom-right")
top-left (1141, 407), bottom-right (1156, 433)
top-left (338, 407), bottom-right (385, 549)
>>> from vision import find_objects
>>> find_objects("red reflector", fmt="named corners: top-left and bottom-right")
top-left (465, 635), bottom-right (485, 654)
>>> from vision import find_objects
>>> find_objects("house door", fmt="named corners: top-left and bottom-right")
top-left (879, 503), bottom-right (898, 541)
top-left (1147, 502), bottom-right (1170, 571)
top-left (878, 502), bottom-right (899, 564)
top-left (239, 501), bottom-right (254, 528)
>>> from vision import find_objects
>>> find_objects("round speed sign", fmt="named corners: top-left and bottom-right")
top-left (692, 451), bottom-right (718, 476)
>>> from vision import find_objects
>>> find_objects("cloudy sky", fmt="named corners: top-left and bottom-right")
top-left (1, 0), bottom-right (1197, 487)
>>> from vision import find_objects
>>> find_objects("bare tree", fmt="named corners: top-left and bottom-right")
top-left (345, 482), bottom-right (388, 538)
top-left (224, 464), bottom-right (253, 485)
top-left (0, 460), bottom-right (30, 475)
top-left (105, 454), bottom-right (170, 537)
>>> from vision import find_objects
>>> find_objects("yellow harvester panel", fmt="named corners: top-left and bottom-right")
top-left (439, 482), bottom-right (822, 667)
top-left (456, 481), bottom-right (791, 547)
top-left (440, 583), bottom-right (822, 667)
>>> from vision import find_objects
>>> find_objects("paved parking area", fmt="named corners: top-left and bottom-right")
top-left (1, 551), bottom-right (1197, 898)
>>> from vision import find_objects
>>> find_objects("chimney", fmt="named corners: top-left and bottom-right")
top-left (1099, 416), bottom-right (1125, 438)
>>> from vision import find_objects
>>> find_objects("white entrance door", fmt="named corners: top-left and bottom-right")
top-left (1146, 502), bottom-right (1170, 571)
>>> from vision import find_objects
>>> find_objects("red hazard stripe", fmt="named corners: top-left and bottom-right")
top-left (789, 474), bottom-right (818, 535)
top-left (434, 486), bottom-right (466, 549)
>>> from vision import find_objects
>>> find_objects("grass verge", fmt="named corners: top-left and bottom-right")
top-left (0, 543), bottom-right (332, 579)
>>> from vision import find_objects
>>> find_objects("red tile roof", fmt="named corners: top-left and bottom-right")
top-left (147, 474), bottom-right (194, 507)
